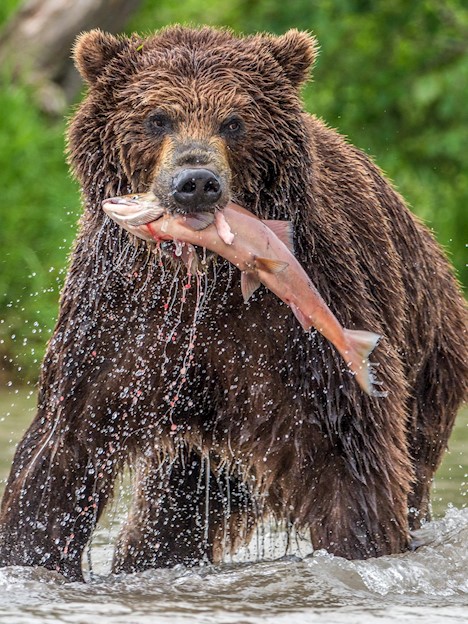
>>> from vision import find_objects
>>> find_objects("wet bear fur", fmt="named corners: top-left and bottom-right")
top-left (0, 26), bottom-right (466, 580)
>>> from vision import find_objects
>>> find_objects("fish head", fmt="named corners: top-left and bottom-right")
top-left (102, 193), bottom-right (164, 240)
top-left (102, 191), bottom-right (218, 270)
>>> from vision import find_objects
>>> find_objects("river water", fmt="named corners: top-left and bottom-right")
top-left (0, 391), bottom-right (467, 624)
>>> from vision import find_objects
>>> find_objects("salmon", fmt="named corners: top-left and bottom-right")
top-left (103, 193), bottom-right (382, 395)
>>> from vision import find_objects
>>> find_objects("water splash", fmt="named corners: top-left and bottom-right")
top-left (0, 508), bottom-right (467, 623)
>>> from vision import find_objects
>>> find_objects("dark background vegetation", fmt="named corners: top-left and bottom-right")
top-left (1, 0), bottom-right (467, 383)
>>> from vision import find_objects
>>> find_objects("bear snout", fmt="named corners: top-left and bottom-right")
top-left (152, 138), bottom-right (231, 214)
top-left (171, 167), bottom-right (223, 212)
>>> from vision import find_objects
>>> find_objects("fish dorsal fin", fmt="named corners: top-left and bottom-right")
top-left (241, 271), bottom-right (261, 302)
top-left (184, 212), bottom-right (215, 231)
top-left (263, 220), bottom-right (294, 253)
top-left (254, 257), bottom-right (289, 274)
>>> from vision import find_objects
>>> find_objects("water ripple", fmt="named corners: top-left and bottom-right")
top-left (0, 508), bottom-right (467, 624)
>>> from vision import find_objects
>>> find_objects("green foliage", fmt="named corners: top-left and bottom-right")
top-left (0, 0), bottom-right (20, 25)
top-left (0, 0), bottom-right (466, 381)
top-left (0, 78), bottom-right (79, 380)
top-left (298, 0), bottom-right (468, 286)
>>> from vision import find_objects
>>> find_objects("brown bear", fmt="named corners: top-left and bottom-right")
top-left (0, 26), bottom-right (466, 582)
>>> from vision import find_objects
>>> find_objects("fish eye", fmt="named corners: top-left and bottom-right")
top-left (145, 110), bottom-right (173, 136)
top-left (220, 116), bottom-right (244, 138)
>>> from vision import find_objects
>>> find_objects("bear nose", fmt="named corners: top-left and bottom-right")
top-left (171, 168), bottom-right (222, 211)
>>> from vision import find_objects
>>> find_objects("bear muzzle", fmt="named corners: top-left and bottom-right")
top-left (171, 167), bottom-right (222, 212)
top-left (151, 139), bottom-right (231, 215)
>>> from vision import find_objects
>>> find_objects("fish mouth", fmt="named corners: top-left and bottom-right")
top-left (103, 195), bottom-right (217, 231)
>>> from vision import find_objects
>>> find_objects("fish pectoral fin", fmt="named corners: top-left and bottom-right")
top-left (255, 257), bottom-right (289, 273)
top-left (263, 220), bottom-right (294, 253)
top-left (241, 271), bottom-right (261, 302)
top-left (184, 212), bottom-right (215, 231)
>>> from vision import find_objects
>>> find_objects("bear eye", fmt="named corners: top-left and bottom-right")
top-left (220, 116), bottom-right (244, 138)
top-left (145, 111), bottom-right (172, 136)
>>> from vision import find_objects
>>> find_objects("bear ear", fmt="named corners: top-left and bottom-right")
top-left (73, 29), bottom-right (130, 85)
top-left (264, 29), bottom-right (318, 87)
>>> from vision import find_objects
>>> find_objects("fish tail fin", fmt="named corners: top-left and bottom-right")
top-left (341, 329), bottom-right (382, 396)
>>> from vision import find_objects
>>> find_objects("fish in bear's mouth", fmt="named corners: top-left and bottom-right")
top-left (102, 191), bottom-right (382, 397)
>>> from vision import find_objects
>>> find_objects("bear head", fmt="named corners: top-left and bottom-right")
top-left (68, 27), bottom-right (318, 222)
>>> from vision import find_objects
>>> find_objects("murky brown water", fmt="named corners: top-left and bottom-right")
top-left (0, 389), bottom-right (467, 623)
